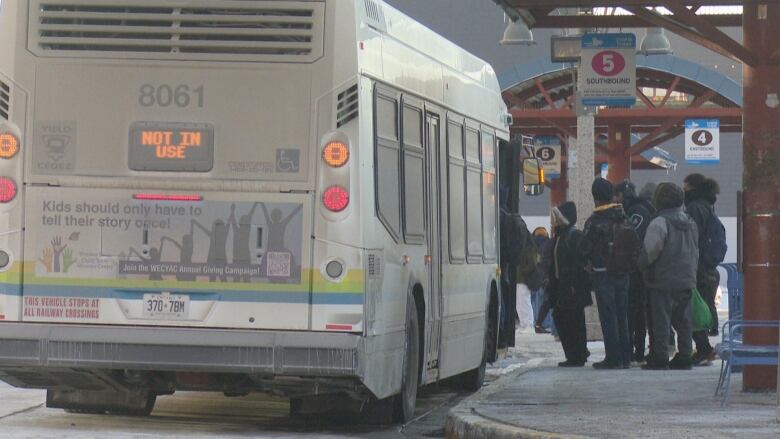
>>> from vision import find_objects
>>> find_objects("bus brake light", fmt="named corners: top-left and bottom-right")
top-left (322, 186), bottom-right (349, 212)
top-left (322, 141), bottom-right (349, 168)
top-left (133, 194), bottom-right (203, 202)
top-left (0, 178), bottom-right (17, 203)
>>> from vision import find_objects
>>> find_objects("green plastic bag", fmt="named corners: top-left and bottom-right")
top-left (692, 287), bottom-right (713, 332)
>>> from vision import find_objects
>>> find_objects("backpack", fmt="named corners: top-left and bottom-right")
top-left (502, 213), bottom-right (538, 283)
top-left (516, 229), bottom-right (539, 286)
top-left (700, 209), bottom-right (727, 269)
top-left (606, 219), bottom-right (641, 274)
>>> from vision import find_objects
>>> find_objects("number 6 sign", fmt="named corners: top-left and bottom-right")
top-left (581, 33), bottom-right (636, 107)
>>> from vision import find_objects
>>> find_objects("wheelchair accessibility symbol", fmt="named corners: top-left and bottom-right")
top-left (275, 149), bottom-right (300, 173)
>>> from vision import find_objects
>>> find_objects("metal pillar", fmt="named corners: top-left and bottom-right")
top-left (569, 115), bottom-right (602, 342)
top-left (569, 115), bottom-right (595, 223)
top-left (606, 124), bottom-right (632, 184)
top-left (742, 1), bottom-right (780, 391)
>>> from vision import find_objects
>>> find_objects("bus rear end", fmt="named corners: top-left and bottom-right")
top-left (0, 0), bottom-right (366, 412)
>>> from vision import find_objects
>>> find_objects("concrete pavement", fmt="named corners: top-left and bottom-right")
top-left (447, 331), bottom-right (780, 439)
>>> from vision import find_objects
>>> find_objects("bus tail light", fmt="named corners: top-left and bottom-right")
top-left (322, 141), bottom-right (349, 168)
top-left (0, 178), bottom-right (17, 203)
top-left (0, 133), bottom-right (20, 159)
top-left (133, 194), bottom-right (203, 202)
top-left (322, 186), bottom-right (349, 212)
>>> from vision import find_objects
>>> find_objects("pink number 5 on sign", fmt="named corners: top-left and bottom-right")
top-left (592, 50), bottom-right (626, 77)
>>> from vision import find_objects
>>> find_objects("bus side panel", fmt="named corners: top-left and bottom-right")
top-left (310, 239), bottom-right (364, 332)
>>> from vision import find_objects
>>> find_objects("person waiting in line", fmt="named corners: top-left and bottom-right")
top-left (639, 183), bottom-right (699, 370)
top-left (530, 227), bottom-right (556, 335)
top-left (638, 182), bottom-right (660, 357)
top-left (639, 182), bottom-right (657, 207)
top-left (684, 174), bottom-right (725, 366)
top-left (548, 202), bottom-right (591, 367)
top-left (615, 180), bottom-right (654, 364)
top-left (580, 178), bottom-right (632, 370)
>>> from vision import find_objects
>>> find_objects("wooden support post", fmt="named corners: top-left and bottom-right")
top-left (742, 1), bottom-right (780, 391)
top-left (606, 124), bottom-right (631, 184)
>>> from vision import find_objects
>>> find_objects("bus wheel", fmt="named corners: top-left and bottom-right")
top-left (47, 389), bottom-right (156, 417)
top-left (393, 293), bottom-right (420, 423)
top-left (107, 394), bottom-right (156, 416)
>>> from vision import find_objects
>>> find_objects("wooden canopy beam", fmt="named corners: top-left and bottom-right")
top-left (663, 0), bottom-right (758, 67)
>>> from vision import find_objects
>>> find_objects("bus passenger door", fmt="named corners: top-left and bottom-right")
top-left (424, 112), bottom-right (443, 378)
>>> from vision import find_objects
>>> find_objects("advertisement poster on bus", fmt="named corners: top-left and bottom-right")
top-left (581, 33), bottom-right (637, 107)
top-left (533, 136), bottom-right (561, 179)
top-left (27, 189), bottom-right (304, 285)
top-left (685, 119), bottom-right (720, 164)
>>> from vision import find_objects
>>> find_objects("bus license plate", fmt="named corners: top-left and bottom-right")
top-left (142, 293), bottom-right (189, 320)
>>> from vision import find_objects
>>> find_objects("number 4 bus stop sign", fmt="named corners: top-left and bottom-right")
top-left (685, 119), bottom-right (720, 164)
top-left (581, 33), bottom-right (637, 107)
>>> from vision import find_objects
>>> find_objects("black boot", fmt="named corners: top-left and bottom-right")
top-left (641, 356), bottom-right (669, 370)
top-left (669, 353), bottom-right (692, 370)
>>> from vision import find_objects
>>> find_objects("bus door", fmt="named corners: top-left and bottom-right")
top-left (423, 112), bottom-right (443, 376)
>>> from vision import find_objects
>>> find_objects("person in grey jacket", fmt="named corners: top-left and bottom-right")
top-left (638, 183), bottom-right (699, 370)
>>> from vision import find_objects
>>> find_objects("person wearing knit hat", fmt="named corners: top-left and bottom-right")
top-left (581, 178), bottom-right (632, 370)
top-left (548, 201), bottom-right (591, 367)
top-left (639, 182), bottom-right (699, 370)
top-left (591, 177), bottom-right (615, 204)
top-left (653, 182), bottom-right (685, 211)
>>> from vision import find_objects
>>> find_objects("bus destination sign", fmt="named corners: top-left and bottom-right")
top-left (128, 121), bottom-right (214, 172)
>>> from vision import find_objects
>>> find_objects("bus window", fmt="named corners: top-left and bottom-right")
top-left (375, 92), bottom-right (402, 239)
top-left (482, 132), bottom-right (497, 261)
top-left (447, 120), bottom-right (466, 262)
top-left (402, 104), bottom-right (425, 244)
top-left (465, 126), bottom-right (482, 261)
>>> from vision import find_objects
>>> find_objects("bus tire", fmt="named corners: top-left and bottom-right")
top-left (393, 293), bottom-right (420, 423)
top-left (107, 394), bottom-right (156, 417)
top-left (50, 389), bottom-right (156, 417)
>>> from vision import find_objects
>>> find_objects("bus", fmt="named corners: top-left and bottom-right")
top-left (0, 0), bottom-right (538, 422)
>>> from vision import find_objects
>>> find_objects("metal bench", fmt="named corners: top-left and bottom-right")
top-left (714, 320), bottom-right (780, 407)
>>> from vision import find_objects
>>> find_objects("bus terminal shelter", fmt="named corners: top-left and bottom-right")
top-left (500, 54), bottom-right (742, 202)
top-left (494, 0), bottom-right (780, 392)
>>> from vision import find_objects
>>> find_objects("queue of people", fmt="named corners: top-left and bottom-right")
top-left (524, 174), bottom-right (725, 371)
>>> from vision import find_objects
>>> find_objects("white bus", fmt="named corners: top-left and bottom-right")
top-left (0, 0), bottom-right (531, 421)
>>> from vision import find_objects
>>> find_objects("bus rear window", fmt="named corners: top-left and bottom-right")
top-left (128, 121), bottom-right (214, 172)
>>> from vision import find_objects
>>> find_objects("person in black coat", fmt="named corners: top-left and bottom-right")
top-left (684, 173), bottom-right (721, 365)
top-left (548, 201), bottom-right (592, 367)
top-left (616, 180), bottom-right (655, 363)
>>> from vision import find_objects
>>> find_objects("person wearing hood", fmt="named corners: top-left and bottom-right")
top-left (580, 178), bottom-right (632, 369)
top-left (639, 183), bottom-right (699, 370)
top-left (549, 202), bottom-right (591, 366)
top-left (684, 174), bottom-right (722, 365)
top-left (615, 180), bottom-right (655, 363)
top-left (639, 182), bottom-right (658, 209)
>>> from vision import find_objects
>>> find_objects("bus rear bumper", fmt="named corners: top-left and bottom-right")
top-left (0, 323), bottom-right (362, 385)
